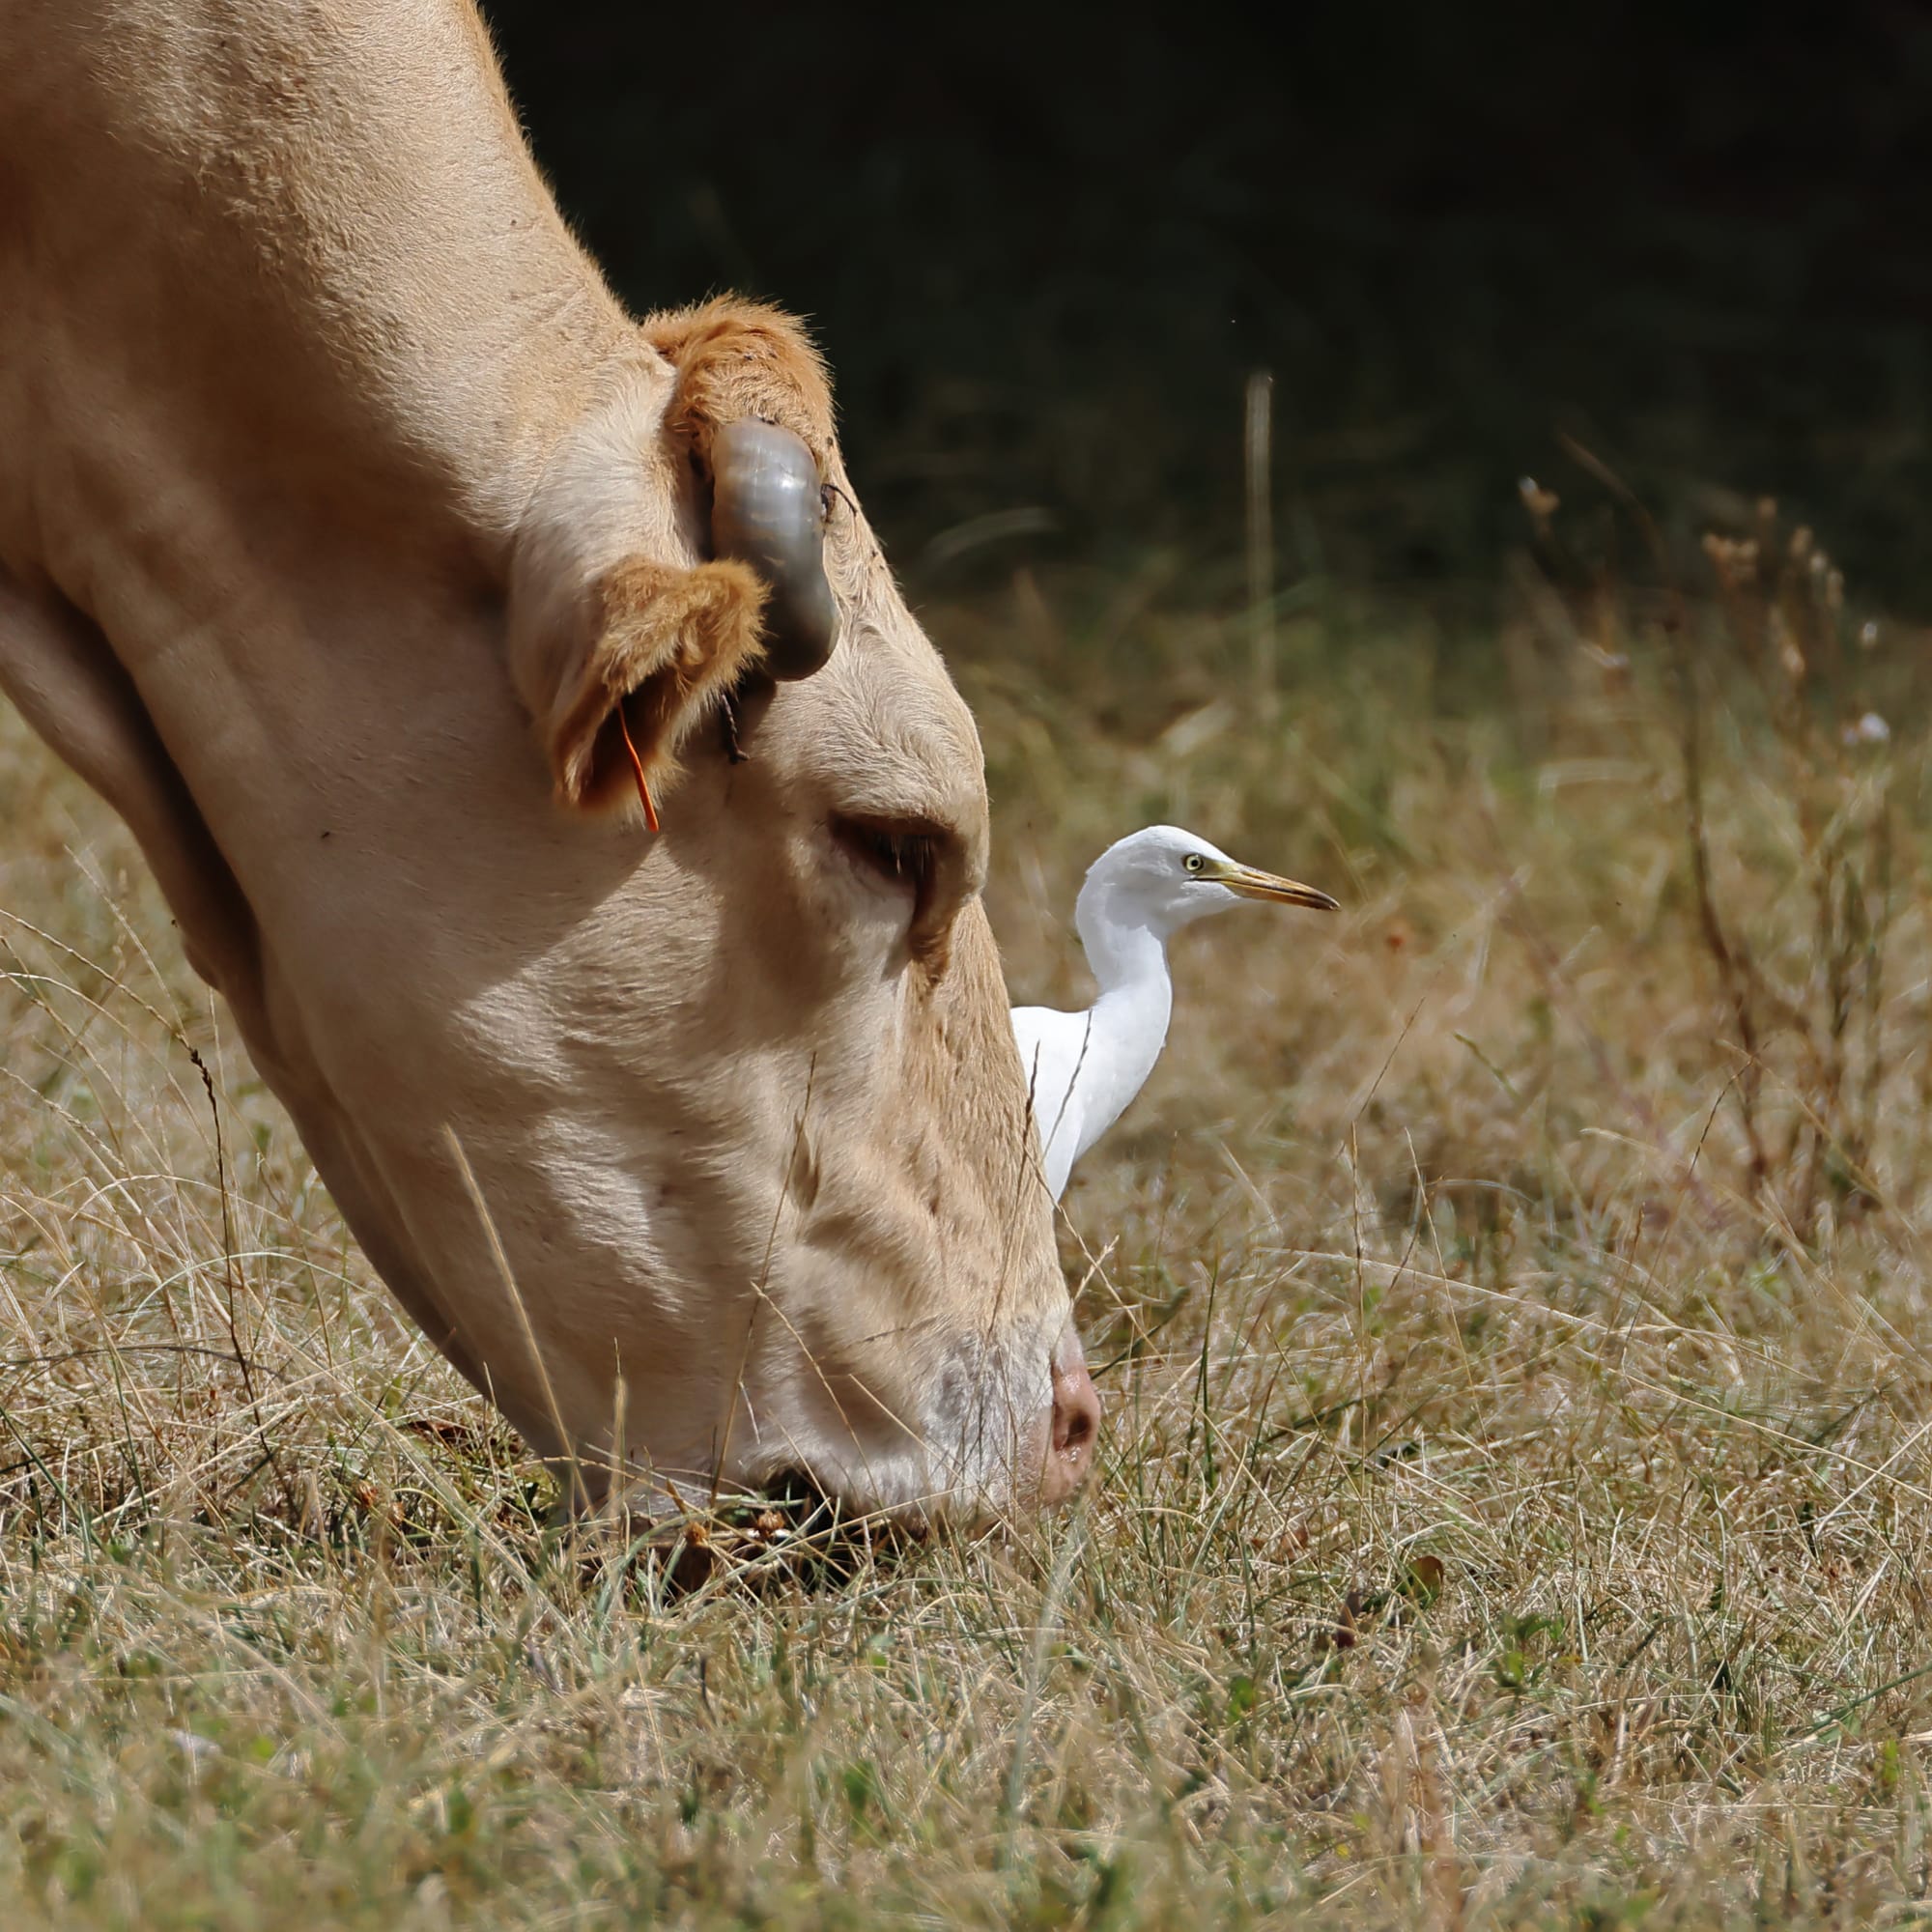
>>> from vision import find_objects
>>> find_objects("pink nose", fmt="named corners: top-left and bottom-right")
top-left (1039, 1344), bottom-right (1101, 1507)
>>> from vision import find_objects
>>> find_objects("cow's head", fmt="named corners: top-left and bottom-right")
top-left (0, 14), bottom-right (1094, 1527)
top-left (412, 298), bottom-right (1096, 1520)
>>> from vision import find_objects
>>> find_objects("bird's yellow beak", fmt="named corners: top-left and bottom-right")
top-left (1208, 861), bottom-right (1340, 911)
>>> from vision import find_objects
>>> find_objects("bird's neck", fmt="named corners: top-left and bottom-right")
top-left (1073, 903), bottom-right (1175, 1123)
top-left (1075, 886), bottom-right (1175, 991)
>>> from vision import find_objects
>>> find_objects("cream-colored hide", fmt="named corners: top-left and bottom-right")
top-left (0, 1), bottom-right (1097, 1519)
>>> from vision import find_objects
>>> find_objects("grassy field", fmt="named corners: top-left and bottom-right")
top-left (3, 495), bottom-right (1932, 1927)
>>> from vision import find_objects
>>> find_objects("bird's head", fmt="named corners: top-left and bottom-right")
top-left (1079, 825), bottom-right (1339, 944)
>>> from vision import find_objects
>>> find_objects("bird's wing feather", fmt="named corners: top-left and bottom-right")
top-left (1009, 1004), bottom-right (1097, 1200)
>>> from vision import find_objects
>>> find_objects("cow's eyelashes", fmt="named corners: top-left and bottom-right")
top-left (830, 813), bottom-right (940, 900)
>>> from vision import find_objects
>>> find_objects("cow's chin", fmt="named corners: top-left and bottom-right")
top-left (693, 1327), bottom-right (1066, 1530)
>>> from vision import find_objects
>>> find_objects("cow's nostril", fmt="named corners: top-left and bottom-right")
top-left (1056, 1379), bottom-right (1096, 1453)
top-left (1041, 1356), bottom-right (1101, 1505)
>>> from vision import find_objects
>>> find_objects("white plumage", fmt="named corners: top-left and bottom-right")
top-left (1012, 826), bottom-right (1338, 1200)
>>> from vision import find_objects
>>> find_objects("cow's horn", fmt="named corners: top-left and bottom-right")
top-left (709, 419), bottom-right (839, 680)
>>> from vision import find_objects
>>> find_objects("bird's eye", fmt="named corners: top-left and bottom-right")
top-left (1183, 853), bottom-right (1206, 874)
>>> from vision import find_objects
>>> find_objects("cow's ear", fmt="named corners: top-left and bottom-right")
top-left (507, 355), bottom-right (771, 817)
top-left (642, 298), bottom-right (836, 468)
top-left (509, 298), bottom-right (834, 820)
top-left (513, 551), bottom-right (767, 814)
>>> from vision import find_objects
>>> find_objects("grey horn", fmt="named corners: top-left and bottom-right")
top-left (709, 419), bottom-right (839, 680)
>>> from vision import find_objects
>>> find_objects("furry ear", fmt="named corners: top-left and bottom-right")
top-left (641, 297), bottom-right (837, 470)
top-left (507, 360), bottom-right (772, 818)
top-left (528, 554), bottom-right (767, 812)
top-left (509, 299), bottom-right (837, 821)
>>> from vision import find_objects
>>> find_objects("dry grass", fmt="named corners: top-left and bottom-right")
top-left (5, 514), bottom-right (1932, 1927)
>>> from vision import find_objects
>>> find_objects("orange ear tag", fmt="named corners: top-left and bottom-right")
top-left (615, 703), bottom-right (661, 834)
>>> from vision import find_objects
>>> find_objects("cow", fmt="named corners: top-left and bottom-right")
top-left (0, 0), bottom-right (1100, 1520)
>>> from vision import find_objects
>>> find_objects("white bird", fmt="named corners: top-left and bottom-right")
top-left (1012, 826), bottom-right (1339, 1200)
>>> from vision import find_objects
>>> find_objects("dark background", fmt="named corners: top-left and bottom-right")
top-left (481, 3), bottom-right (1932, 621)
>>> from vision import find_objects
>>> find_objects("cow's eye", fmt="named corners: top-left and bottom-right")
top-left (831, 813), bottom-right (940, 900)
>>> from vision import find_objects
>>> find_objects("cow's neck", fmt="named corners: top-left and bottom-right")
top-left (3, 0), bottom-right (638, 569)
top-left (0, 1), bottom-right (668, 1074)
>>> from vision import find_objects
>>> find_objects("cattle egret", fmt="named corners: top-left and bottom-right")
top-left (1012, 826), bottom-right (1339, 1199)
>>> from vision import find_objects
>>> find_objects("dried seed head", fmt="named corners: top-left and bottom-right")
top-left (1826, 570), bottom-right (1844, 611)
top-left (1790, 526), bottom-right (1814, 559)
top-left (1757, 497), bottom-right (1778, 523)
top-left (1519, 476), bottom-right (1560, 524)
top-left (1773, 611), bottom-right (1805, 682)
top-left (1702, 531), bottom-right (1738, 588)
top-left (1860, 619), bottom-right (1881, 650)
